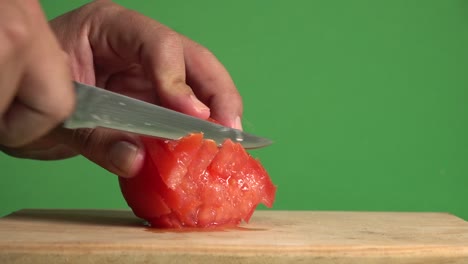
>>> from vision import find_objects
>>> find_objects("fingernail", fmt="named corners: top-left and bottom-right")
top-left (233, 116), bottom-right (243, 130)
top-left (190, 94), bottom-right (210, 113)
top-left (109, 141), bottom-right (142, 177)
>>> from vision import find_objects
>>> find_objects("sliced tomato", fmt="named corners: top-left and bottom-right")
top-left (119, 132), bottom-right (276, 228)
top-left (144, 134), bottom-right (203, 189)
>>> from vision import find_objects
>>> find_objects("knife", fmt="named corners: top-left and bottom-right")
top-left (63, 81), bottom-right (272, 149)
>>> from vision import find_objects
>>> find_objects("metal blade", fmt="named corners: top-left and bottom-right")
top-left (63, 82), bottom-right (272, 149)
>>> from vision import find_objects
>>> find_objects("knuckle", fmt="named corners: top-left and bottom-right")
top-left (161, 28), bottom-right (179, 39)
top-left (83, 0), bottom-right (124, 22)
top-left (88, 0), bottom-right (121, 11)
top-left (158, 29), bottom-right (182, 49)
top-left (47, 93), bottom-right (75, 122)
top-left (36, 84), bottom-right (75, 123)
top-left (198, 45), bottom-right (215, 57)
top-left (72, 128), bottom-right (94, 152)
top-left (186, 37), bottom-right (214, 56)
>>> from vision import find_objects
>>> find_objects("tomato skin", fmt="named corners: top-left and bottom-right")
top-left (119, 133), bottom-right (276, 228)
top-left (119, 155), bottom-right (171, 219)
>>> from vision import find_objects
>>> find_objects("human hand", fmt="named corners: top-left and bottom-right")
top-left (1, 0), bottom-right (243, 178)
top-left (0, 0), bottom-right (74, 149)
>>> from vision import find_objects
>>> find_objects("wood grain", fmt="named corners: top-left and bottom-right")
top-left (0, 209), bottom-right (467, 263)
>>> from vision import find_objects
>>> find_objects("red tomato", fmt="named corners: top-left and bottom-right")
top-left (119, 133), bottom-right (276, 228)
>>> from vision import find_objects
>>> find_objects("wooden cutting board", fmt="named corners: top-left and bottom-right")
top-left (0, 209), bottom-right (467, 263)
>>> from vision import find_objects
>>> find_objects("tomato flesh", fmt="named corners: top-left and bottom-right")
top-left (119, 133), bottom-right (276, 228)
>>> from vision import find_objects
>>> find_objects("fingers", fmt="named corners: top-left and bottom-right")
top-left (60, 1), bottom-right (241, 129)
top-left (104, 64), bottom-right (159, 103)
top-left (143, 33), bottom-right (212, 119)
top-left (0, 25), bottom-right (23, 114)
top-left (86, 2), bottom-right (210, 119)
top-left (182, 37), bottom-right (243, 130)
top-left (3, 49), bottom-right (74, 147)
top-left (55, 128), bottom-right (144, 178)
top-left (0, 1), bottom-right (74, 147)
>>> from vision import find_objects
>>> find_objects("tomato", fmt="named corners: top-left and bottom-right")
top-left (119, 133), bottom-right (276, 228)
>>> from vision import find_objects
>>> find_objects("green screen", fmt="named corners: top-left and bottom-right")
top-left (1, 0), bottom-right (467, 220)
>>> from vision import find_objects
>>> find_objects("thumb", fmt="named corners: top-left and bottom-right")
top-left (55, 128), bottom-right (145, 178)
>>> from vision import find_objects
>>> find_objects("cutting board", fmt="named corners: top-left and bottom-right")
top-left (0, 210), bottom-right (467, 263)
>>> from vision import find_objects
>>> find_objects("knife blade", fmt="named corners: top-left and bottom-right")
top-left (63, 81), bottom-right (272, 149)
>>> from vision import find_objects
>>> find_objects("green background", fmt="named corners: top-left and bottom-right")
top-left (1, 0), bottom-right (467, 220)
